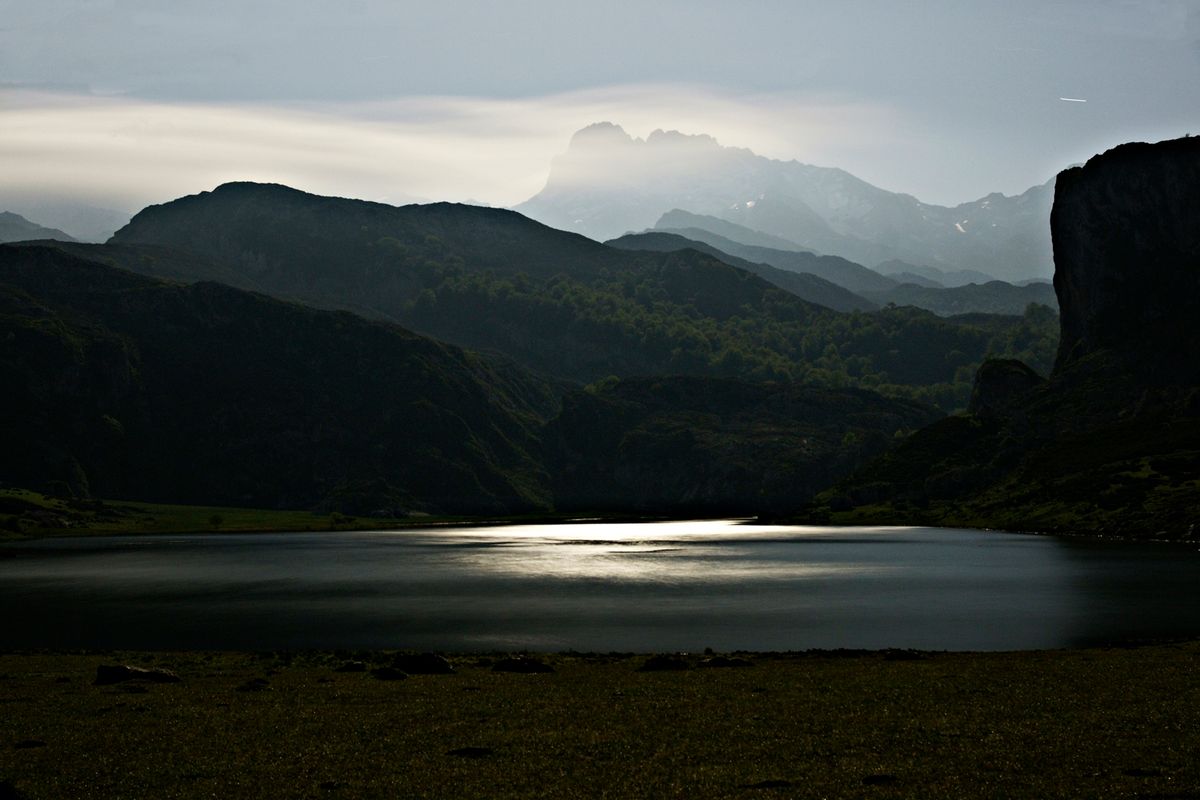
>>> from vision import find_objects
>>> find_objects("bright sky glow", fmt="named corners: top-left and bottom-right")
top-left (2, 1), bottom-right (1197, 217)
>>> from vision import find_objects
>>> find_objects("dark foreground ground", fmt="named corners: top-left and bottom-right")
top-left (1, 644), bottom-right (1198, 799)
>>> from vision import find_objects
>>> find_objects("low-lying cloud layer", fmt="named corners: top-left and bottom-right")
top-left (4, 81), bottom-right (1134, 220)
top-left (2, 84), bottom-right (914, 214)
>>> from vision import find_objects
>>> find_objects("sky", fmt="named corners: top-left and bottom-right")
top-left (2, 0), bottom-right (1198, 216)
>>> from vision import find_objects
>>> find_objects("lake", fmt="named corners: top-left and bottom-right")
top-left (2, 520), bottom-right (1198, 652)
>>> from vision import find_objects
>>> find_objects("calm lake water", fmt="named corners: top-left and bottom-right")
top-left (2, 520), bottom-right (1199, 652)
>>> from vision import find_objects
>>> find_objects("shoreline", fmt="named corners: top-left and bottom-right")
top-left (8, 487), bottom-right (1194, 544)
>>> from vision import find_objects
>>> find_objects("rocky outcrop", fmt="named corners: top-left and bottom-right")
top-left (820, 136), bottom-right (1200, 538)
top-left (967, 359), bottom-right (1046, 419)
top-left (1051, 137), bottom-right (1200, 375)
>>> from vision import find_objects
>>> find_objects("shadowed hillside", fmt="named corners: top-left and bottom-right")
top-left (547, 376), bottom-right (940, 514)
top-left (807, 137), bottom-right (1200, 538)
top-left (105, 182), bottom-right (1056, 410)
top-left (0, 245), bottom-right (556, 515)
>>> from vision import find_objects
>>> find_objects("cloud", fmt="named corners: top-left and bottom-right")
top-left (0, 85), bottom-right (903, 211)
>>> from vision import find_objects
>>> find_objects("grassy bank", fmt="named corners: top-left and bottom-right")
top-left (1, 644), bottom-right (1198, 798)
top-left (0, 488), bottom-right (676, 540)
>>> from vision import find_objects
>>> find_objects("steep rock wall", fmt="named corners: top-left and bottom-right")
top-left (1051, 137), bottom-right (1200, 376)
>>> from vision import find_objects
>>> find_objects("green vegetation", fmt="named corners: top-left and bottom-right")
top-left (804, 354), bottom-right (1200, 539)
top-left (2, 643), bottom-right (1198, 798)
top-left (547, 376), bottom-right (940, 514)
top-left (2, 243), bottom-right (1024, 518)
top-left (104, 182), bottom-right (1059, 412)
top-left (0, 246), bottom-right (556, 516)
top-left (860, 280), bottom-right (1059, 317)
top-left (0, 488), bottom-right (688, 540)
top-left (0, 488), bottom-right (411, 539)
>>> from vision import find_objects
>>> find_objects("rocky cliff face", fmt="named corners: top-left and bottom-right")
top-left (819, 136), bottom-right (1200, 538)
top-left (1051, 137), bottom-right (1200, 376)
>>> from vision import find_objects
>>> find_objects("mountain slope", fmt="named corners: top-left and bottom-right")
top-left (650, 215), bottom-right (1056, 316)
top-left (654, 209), bottom-right (813, 252)
top-left (0, 244), bottom-right (556, 514)
top-left (515, 123), bottom-right (1054, 281)
top-left (604, 231), bottom-right (877, 312)
top-left (105, 182), bottom-right (1058, 409)
top-left (0, 212), bottom-right (76, 244)
top-left (547, 376), bottom-right (941, 514)
top-left (651, 215), bottom-right (897, 294)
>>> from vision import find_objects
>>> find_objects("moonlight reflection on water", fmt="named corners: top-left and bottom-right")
top-left (2, 520), bottom-right (1198, 652)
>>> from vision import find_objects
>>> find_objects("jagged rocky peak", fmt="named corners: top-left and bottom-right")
top-left (967, 358), bottom-right (1046, 419)
top-left (567, 121), bottom-right (634, 149)
top-left (646, 128), bottom-right (722, 149)
top-left (1051, 136), bottom-right (1200, 375)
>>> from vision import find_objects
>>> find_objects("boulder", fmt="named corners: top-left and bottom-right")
top-left (967, 359), bottom-right (1045, 419)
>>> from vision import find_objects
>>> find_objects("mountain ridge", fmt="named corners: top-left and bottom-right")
top-left (515, 122), bottom-right (1054, 282)
top-left (104, 181), bottom-right (1057, 408)
top-left (0, 211), bottom-right (77, 244)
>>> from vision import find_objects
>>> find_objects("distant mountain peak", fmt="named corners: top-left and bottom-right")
top-left (568, 121), bottom-right (633, 149)
top-left (516, 122), bottom-right (1055, 282)
top-left (0, 210), bottom-right (78, 244)
top-left (646, 128), bottom-right (721, 149)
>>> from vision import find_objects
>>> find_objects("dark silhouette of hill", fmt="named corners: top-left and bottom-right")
top-left (0, 244), bottom-right (556, 515)
top-left (547, 376), bottom-right (940, 514)
top-left (2, 243), bottom-right (946, 518)
top-left (0, 211), bottom-right (76, 244)
top-left (106, 182), bottom-right (1058, 410)
top-left (604, 231), bottom-right (877, 312)
top-left (809, 137), bottom-right (1200, 538)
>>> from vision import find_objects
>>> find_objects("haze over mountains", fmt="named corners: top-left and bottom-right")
top-left (610, 223), bottom-right (1057, 317)
top-left (0, 211), bottom-right (76, 244)
top-left (0, 196), bottom-right (129, 243)
top-left (515, 122), bottom-right (1055, 283)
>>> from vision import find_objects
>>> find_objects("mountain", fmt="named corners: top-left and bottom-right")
top-left (809, 137), bottom-right (1200, 538)
top-left (654, 209), bottom-right (813, 252)
top-left (105, 182), bottom-right (1059, 410)
top-left (873, 260), bottom-right (997, 288)
top-left (650, 212), bottom-right (897, 294)
top-left (0, 212), bottom-right (76, 244)
top-left (0, 244), bottom-right (556, 515)
top-left (648, 214), bottom-right (1056, 316)
top-left (859, 280), bottom-right (1059, 317)
top-left (0, 243), bottom-right (952, 518)
top-left (0, 196), bottom-right (129, 242)
top-left (604, 231), bottom-right (877, 312)
top-left (514, 122), bottom-right (1054, 282)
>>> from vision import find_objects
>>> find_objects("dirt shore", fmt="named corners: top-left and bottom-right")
top-left (1, 643), bottom-right (1198, 798)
